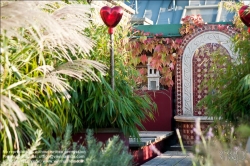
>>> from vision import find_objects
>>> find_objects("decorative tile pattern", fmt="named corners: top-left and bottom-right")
top-left (176, 122), bottom-right (212, 145)
top-left (192, 43), bottom-right (229, 116)
top-left (175, 24), bottom-right (237, 116)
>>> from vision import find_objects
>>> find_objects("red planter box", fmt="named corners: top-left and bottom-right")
top-left (72, 128), bottom-right (129, 147)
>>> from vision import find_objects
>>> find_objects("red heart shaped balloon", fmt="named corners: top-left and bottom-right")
top-left (100, 6), bottom-right (123, 28)
top-left (239, 5), bottom-right (250, 27)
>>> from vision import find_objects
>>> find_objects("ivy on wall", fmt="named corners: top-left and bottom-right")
top-left (125, 31), bottom-right (183, 87)
top-left (179, 14), bottom-right (204, 35)
top-left (125, 15), bottom-right (206, 88)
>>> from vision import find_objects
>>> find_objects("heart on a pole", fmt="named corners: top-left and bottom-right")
top-left (239, 5), bottom-right (250, 27)
top-left (100, 6), bottom-right (123, 28)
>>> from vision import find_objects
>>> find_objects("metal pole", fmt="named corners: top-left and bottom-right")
top-left (135, 0), bottom-right (138, 14)
top-left (110, 33), bottom-right (115, 90)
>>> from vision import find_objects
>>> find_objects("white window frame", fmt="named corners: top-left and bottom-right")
top-left (180, 4), bottom-right (221, 23)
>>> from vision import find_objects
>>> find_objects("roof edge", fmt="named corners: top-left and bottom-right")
top-left (133, 22), bottom-right (233, 37)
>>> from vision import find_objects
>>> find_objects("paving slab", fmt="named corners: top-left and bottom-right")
top-left (141, 151), bottom-right (193, 166)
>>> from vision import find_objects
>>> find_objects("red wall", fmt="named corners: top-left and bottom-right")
top-left (141, 89), bottom-right (173, 131)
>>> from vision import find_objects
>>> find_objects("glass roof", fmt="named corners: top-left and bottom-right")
top-left (125, 0), bottom-right (237, 25)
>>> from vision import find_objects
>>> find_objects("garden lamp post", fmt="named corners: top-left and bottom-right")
top-left (100, 6), bottom-right (123, 90)
top-left (239, 5), bottom-right (250, 33)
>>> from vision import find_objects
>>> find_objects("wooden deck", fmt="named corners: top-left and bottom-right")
top-left (141, 151), bottom-right (192, 166)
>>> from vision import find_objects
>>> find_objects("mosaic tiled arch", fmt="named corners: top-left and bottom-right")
top-left (192, 43), bottom-right (230, 116)
top-left (176, 25), bottom-right (237, 116)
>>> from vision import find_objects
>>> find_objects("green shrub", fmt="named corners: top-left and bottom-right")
top-left (198, 1), bottom-right (250, 126)
top-left (70, 73), bottom-right (156, 139)
top-left (67, 9), bottom-right (157, 139)
top-left (83, 129), bottom-right (133, 166)
top-left (1, 125), bottom-right (133, 166)
top-left (0, 1), bottom-right (106, 156)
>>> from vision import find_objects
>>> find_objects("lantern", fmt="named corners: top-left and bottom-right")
top-left (147, 58), bottom-right (160, 90)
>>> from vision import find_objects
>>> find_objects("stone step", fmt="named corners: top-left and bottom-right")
top-left (168, 143), bottom-right (193, 151)
top-left (129, 131), bottom-right (173, 148)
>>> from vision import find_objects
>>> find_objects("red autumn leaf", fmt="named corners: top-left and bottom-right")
top-left (166, 46), bottom-right (171, 54)
top-left (154, 45), bottom-right (162, 52)
top-left (160, 76), bottom-right (174, 87)
top-left (159, 77), bottom-right (168, 86)
top-left (148, 43), bottom-right (155, 53)
top-left (189, 25), bottom-right (195, 29)
top-left (155, 33), bottom-right (163, 37)
top-left (144, 38), bottom-right (152, 44)
top-left (138, 68), bottom-right (147, 75)
top-left (168, 80), bottom-right (174, 86)
top-left (140, 54), bottom-right (148, 65)
top-left (172, 43), bottom-right (179, 50)
top-left (150, 56), bottom-right (162, 70)
top-left (177, 48), bottom-right (183, 55)
top-left (169, 63), bottom-right (174, 70)
top-left (165, 38), bottom-right (172, 44)
top-left (218, 25), bottom-right (226, 31)
top-left (175, 38), bottom-right (183, 45)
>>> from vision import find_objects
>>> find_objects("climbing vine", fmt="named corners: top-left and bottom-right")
top-left (179, 14), bottom-right (204, 36)
top-left (125, 31), bottom-right (183, 87)
top-left (125, 15), bottom-right (206, 88)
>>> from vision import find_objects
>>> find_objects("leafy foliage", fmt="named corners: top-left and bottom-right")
top-left (179, 14), bottom-right (204, 36)
top-left (0, 1), bottom-right (106, 157)
top-left (1, 130), bottom-right (43, 166)
top-left (67, 13), bottom-right (156, 139)
top-left (198, 2), bottom-right (250, 125)
top-left (71, 74), bottom-right (156, 139)
top-left (1, 125), bottom-right (133, 166)
top-left (84, 129), bottom-right (133, 166)
top-left (125, 30), bottom-right (183, 87)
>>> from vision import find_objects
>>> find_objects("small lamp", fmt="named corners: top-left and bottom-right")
top-left (147, 57), bottom-right (160, 90)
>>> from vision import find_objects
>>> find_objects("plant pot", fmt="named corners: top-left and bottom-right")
top-left (72, 128), bottom-right (129, 147)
